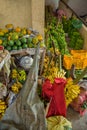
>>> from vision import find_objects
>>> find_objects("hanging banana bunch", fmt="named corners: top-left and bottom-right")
top-left (65, 79), bottom-right (80, 107)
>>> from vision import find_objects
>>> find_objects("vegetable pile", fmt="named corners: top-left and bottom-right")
top-left (62, 17), bottom-right (84, 50)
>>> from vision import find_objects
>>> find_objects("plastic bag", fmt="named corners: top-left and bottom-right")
top-left (0, 45), bottom-right (46, 130)
top-left (70, 87), bottom-right (87, 116)
top-left (45, 0), bottom-right (60, 11)
top-left (47, 116), bottom-right (72, 130)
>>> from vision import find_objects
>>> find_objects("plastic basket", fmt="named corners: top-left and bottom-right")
top-left (63, 54), bottom-right (87, 70)
top-left (63, 55), bottom-right (73, 70)
top-left (71, 50), bottom-right (87, 59)
top-left (71, 19), bottom-right (82, 29)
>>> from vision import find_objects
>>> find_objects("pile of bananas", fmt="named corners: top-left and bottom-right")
top-left (11, 69), bottom-right (26, 83)
top-left (0, 100), bottom-right (7, 119)
top-left (11, 81), bottom-right (22, 94)
top-left (64, 79), bottom-right (80, 107)
top-left (43, 56), bottom-right (66, 83)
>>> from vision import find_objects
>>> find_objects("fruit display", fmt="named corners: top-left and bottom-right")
top-left (0, 24), bottom-right (45, 51)
top-left (11, 69), bottom-right (27, 84)
top-left (0, 68), bottom-right (27, 119)
top-left (45, 16), bottom-right (69, 55)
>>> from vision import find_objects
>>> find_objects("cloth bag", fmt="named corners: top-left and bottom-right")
top-left (47, 116), bottom-right (72, 130)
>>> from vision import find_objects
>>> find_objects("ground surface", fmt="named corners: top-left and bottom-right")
top-left (67, 107), bottom-right (87, 130)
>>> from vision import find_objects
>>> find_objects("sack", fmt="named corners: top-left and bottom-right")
top-left (47, 116), bottom-right (72, 130)
top-left (0, 45), bottom-right (46, 130)
top-left (42, 78), bottom-right (67, 117)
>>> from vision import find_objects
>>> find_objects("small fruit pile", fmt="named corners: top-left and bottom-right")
top-left (9, 68), bottom-right (27, 94)
top-left (0, 24), bottom-right (44, 51)
top-left (11, 69), bottom-right (27, 84)
top-left (11, 81), bottom-right (22, 94)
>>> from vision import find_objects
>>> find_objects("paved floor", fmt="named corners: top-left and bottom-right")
top-left (67, 107), bottom-right (87, 130)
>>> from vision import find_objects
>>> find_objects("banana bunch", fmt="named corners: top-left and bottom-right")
top-left (57, 69), bottom-right (66, 79)
top-left (45, 67), bottom-right (59, 83)
top-left (11, 69), bottom-right (18, 79)
top-left (18, 70), bottom-right (26, 83)
top-left (64, 79), bottom-right (80, 107)
top-left (11, 81), bottom-right (22, 94)
top-left (32, 37), bottom-right (39, 45)
top-left (0, 100), bottom-right (7, 119)
top-left (11, 69), bottom-right (26, 83)
top-left (43, 56), bottom-right (60, 83)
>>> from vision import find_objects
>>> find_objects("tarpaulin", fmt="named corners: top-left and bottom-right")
top-left (0, 45), bottom-right (46, 130)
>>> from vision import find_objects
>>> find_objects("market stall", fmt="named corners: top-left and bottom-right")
top-left (0, 0), bottom-right (87, 130)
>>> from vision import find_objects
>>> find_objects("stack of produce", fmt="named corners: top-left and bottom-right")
top-left (0, 24), bottom-right (44, 51)
top-left (11, 69), bottom-right (27, 93)
top-left (45, 16), bottom-right (69, 55)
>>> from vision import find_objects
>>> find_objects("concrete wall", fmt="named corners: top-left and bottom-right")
top-left (0, 0), bottom-right (32, 28)
top-left (32, 0), bottom-right (45, 37)
top-left (67, 0), bottom-right (87, 16)
top-left (0, 0), bottom-right (45, 36)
